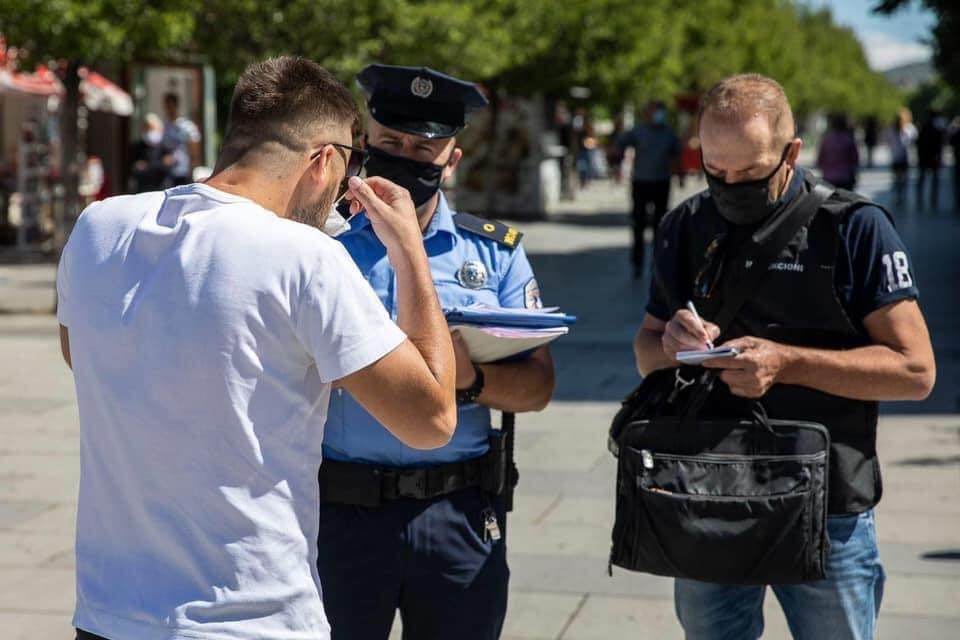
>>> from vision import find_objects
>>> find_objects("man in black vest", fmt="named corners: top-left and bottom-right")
top-left (633, 74), bottom-right (935, 639)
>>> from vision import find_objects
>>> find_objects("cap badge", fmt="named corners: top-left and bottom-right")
top-left (411, 76), bottom-right (434, 99)
top-left (457, 260), bottom-right (488, 289)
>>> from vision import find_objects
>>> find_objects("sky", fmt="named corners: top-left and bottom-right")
top-left (803, 0), bottom-right (936, 71)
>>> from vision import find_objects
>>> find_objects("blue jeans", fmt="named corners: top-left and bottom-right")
top-left (675, 510), bottom-right (885, 640)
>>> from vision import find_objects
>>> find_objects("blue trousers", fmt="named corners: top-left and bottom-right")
top-left (675, 510), bottom-right (885, 640)
top-left (316, 488), bottom-right (509, 640)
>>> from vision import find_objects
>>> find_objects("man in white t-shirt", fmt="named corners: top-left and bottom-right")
top-left (57, 56), bottom-right (457, 640)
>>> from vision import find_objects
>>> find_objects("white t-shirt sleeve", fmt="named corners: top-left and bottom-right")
top-left (56, 234), bottom-right (72, 327)
top-left (294, 241), bottom-right (406, 383)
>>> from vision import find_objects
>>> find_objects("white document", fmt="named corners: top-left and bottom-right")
top-left (675, 346), bottom-right (740, 365)
top-left (451, 324), bottom-right (568, 363)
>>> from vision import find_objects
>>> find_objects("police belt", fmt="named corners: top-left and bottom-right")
top-left (319, 437), bottom-right (507, 508)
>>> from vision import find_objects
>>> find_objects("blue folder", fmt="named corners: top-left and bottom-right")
top-left (444, 306), bottom-right (577, 329)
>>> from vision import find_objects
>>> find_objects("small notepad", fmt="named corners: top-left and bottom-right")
top-left (676, 346), bottom-right (740, 365)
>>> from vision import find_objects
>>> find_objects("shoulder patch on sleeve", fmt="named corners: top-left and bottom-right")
top-left (524, 278), bottom-right (543, 309)
top-left (454, 212), bottom-right (523, 249)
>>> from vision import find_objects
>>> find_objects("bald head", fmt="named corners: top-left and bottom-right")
top-left (699, 74), bottom-right (795, 150)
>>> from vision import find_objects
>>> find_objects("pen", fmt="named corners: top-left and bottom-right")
top-left (685, 300), bottom-right (715, 349)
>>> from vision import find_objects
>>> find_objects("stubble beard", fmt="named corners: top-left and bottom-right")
top-left (289, 185), bottom-right (337, 231)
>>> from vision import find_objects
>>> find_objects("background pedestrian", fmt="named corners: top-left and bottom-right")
top-left (129, 113), bottom-right (173, 192)
top-left (915, 110), bottom-right (945, 210)
top-left (885, 108), bottom-right (916, 206)
top-left (949, 116), bottom-right (960, 212)
top-left (161, 93), bottom-right (201, 186)
top-left (863, 115), bottom-right (878, 168)
top-left (617, 100), bottom-right (681, 279)
top-left (817, 112), bottom-right (859, 190)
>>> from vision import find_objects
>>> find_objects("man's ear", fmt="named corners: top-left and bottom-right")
top-left (787, 138), bottom-right (803, 166)
top-left (311, 145), bottom-right (337, 183)
top-left (442, 148), bottom-right (464, 181)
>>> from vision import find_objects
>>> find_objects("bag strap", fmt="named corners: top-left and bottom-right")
top-left (711, 181), bottom-right (834, 333)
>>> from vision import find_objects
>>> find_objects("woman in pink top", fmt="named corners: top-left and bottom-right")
top-left (817, 113), bottom-right (860, 191)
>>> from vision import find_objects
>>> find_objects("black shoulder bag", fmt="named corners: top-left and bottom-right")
top-left (609, 183), bottom-right (836, 585)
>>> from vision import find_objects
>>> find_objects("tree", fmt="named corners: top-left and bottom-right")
top-left (874, 0), bottom-right (960, 90)
top-left (0, 0), bottom-right (908, 222)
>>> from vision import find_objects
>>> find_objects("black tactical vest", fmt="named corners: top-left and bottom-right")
top-left (673, 174), bottom-right (885, 514)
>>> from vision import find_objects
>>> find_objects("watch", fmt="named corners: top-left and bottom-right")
top-left (456, 364), bottom-right (485, 404)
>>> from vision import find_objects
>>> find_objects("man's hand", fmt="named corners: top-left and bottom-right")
top-left (661, 309), bottom-right (721, 360)
top-left (339, 176), bottom-right (457, 446)
top-left (701, 336), bottom-right (792, 398)
top-left (344, 176), bottom-right (420, 256)
top-left (452, 331), bottom-right (478, 389)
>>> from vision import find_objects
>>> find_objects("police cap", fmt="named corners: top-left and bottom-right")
top-left (357, 63), bottom-right (488, 139)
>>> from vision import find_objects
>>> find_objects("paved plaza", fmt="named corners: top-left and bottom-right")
top-left (1, 164), bottom-right (958, 638)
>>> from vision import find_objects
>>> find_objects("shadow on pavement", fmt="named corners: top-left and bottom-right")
top-left (921, 550), bottom-right (960, 562)
top-left (891, 454), bottom-right (960, 467)
top-left (545, 211), bottom-right (631, 227)
top-left (528, 244), bottom-right (647, 402)
top-left (867, 170), bottom-right (960, 415)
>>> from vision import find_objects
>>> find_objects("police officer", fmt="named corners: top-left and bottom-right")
top-left (634, 74), bottom-right (935, 639)
top-left (317, 64), bottom-right (555, 639)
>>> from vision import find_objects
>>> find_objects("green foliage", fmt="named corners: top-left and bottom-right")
top-left (663, 0), bottom-right (901, 119)
top-left (0, 0), bottom-right (905, 125)
top-left (0, 0), bottom-right (197, 64)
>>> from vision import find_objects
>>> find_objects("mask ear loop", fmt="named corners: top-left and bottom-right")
top-left (333, 180), bottom-right (362, 220)
top-left (770, 141), bottom-right (797, 200)
top-left (772, 142), bottom-right (792, 175)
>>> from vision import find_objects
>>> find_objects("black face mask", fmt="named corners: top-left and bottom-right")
top-left (703, 144), bottom-right (791, 225)
top-left (363, 144), bottom-right (446, 207)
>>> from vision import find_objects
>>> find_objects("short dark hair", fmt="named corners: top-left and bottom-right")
top-left (699, 73), bottom-right (796, 147)
top-left (163, 93), bottom-right (180, 107)
top-left (220, 56), bottom-right (358, 163)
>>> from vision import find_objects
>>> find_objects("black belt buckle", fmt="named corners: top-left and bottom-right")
top-left (395, 468), bottom-right (428, 499)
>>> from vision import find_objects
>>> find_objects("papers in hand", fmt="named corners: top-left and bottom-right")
top-left (445, 304), bottom-right (575, 363)
top-left (676, 346), bottom-right (740, 365)
top-left (450, 324), bottom-right (568, 363)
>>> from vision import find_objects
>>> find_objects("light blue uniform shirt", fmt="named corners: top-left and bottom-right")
top-left (323, 192), bottom-right (542, 467)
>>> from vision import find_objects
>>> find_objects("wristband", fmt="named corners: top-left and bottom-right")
top-left (456, 364), bottom-right (485, 404)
